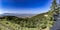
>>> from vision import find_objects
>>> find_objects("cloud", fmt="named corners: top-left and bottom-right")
top-left (0, 9), bottom-right (3, 14)
top-left (0, 9), bottom-right (12, 14)
top-left (1, 8), bottom-right (49, 14)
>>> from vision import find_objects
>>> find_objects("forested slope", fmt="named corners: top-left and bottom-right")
top-left (0, 10), bottom-right (55, 30)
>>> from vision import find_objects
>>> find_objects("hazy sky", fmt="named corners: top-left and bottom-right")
top-left (0, 0), bottom-right (59, 14)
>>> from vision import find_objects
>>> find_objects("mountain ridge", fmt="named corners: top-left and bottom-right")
top-left (0, 13), bottom-right (37, 18)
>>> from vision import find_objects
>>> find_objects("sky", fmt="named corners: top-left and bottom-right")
top-left (0, 0), bottom-right (59, 14)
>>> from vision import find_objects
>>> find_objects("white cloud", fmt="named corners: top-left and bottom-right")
top-left (0, 8), bottom-right (49, 14)
top-left (0, 9), bottom-right (4, 14)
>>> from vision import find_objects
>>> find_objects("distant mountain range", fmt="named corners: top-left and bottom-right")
top-left (0, 13), bottom-right (37, 18)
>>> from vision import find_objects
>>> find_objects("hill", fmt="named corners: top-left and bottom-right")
top-left (29, 10), bottom-right (55, 29)
top-left (0, 13), bottom-right (36, 18)
top-left (0, 10), bottom-right (55, 30)
top-left (31, 10), bottom-right (54, 21)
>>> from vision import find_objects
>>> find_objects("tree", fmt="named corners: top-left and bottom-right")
top-left (51, 0), bottom-right (58, 14)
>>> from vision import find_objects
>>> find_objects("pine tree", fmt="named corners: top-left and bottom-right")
top-left (51, 0), bottom-right (58, 14)
top-left (58, 0), bottom-right (60, 16)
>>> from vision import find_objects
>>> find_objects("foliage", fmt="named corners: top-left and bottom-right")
top-left (0, 11), bottom-right (54, 29)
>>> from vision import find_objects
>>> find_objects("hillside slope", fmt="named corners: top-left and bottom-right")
top-left (30, 10), bottom-right (55, 28)
top-left (0, 10), bottom-right (55, 30)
